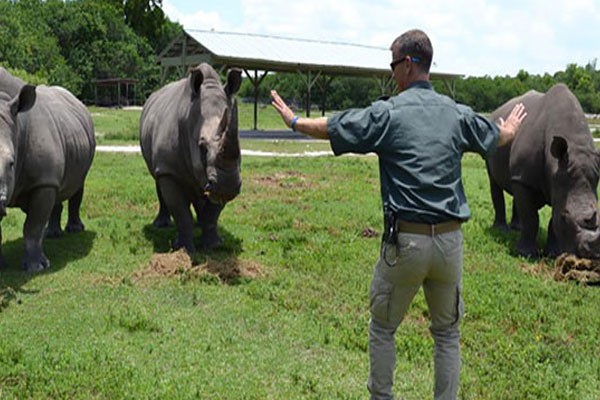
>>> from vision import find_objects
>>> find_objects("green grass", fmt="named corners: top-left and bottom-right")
top-left (0, 152), bottom-right (598, 399)
top-left (90, 106), bottom-right (142, 144)
top-left (91, 104), bottom-right (600, 144)
top-left (91, 103), bottom-right (292, 144)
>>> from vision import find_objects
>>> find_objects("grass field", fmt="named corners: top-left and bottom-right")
top-left (0, 148), bottom-right (599, 399)
top-left (91, 102), bottom-right (291, 144)
top-left (91, 103), bottom-right (600, 144)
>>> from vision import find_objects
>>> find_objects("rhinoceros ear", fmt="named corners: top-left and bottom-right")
top-left (550, 136), bottom-right (568, 161)
top-left (225, 68), bottom-right (242, 97)
top-left (189, 66), bottom-right (204, 100)
top-left (9, 84), bottom-right (36, 116)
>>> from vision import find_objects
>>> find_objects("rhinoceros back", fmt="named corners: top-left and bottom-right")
top-left (11, 85), bottom-right (95, 205)
top-left (488, 83), bottom-right (592, 204)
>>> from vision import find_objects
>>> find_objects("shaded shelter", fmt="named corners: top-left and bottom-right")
top-left (157, 29), bottom-right (462, 129)
top-left (94, 78), bottom-right (138, 107)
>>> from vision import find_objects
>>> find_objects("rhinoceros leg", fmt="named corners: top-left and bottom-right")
top-left (46, 202), bottom-right (64, 238)
top-left (22, 187), bottom-right (55, 273)
top-left (509, 203), bottom-right (521, 231)
top-left (191, 195), bottom-right (203, 227)
top-left (65, 187), bottom-right (85, 233)
top-left (196, 195), bottom-right (224, 250)
top-left (544, 218), bottom-right (560, 257)
top-left (152, 181), bottom-right (173, 228)
top-left (512, 183), bottom-right (540, 258)
top-left (488, 170), bottom-right (509, 231)
top-left (157, 176), bottom-right (194, 254)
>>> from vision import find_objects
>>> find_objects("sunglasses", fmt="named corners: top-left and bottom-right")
top-left (390, 55), bottom-right (421, 71)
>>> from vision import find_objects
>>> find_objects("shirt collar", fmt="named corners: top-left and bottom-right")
top-left (407, 80), bottom-right (432, 90)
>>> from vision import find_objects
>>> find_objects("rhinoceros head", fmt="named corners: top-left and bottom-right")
top-left (0, 85), bottom-right (36, 216)
top-left (549, 135), bottom-right (600, 258)
top-left (190, 65), bottom-right (242, 205)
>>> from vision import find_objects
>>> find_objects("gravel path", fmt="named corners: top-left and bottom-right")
top-left (95, 145), bottom-right (334, 157)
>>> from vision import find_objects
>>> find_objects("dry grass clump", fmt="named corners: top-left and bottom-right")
top-left (553, 253), bottom-right (600, 284)
top-left (134, 249), bottom-right (266, 284)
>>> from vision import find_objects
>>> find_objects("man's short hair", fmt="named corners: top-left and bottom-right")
top-left (390, 29), bottom-right (433, 73)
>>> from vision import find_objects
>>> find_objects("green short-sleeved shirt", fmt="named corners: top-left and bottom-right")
top-left (327, 81), bottom-right (499, 224)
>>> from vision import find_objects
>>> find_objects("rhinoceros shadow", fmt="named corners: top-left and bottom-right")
top-left (485, 225), bottom-right (549, 258)
top-left (141, 224), bottom-right (243, 258)
top-left (0, 230), bottom-right (96, 310)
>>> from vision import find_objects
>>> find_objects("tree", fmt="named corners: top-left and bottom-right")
top-left (103, 0), bottom-right (182, 53)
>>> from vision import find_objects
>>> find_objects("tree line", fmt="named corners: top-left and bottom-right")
top-left (239, 62), bottom-right (600, 114)
top-left (0, 0), bottom-right (180, 104)
top-left (1, 0), bottom-right (599, 114)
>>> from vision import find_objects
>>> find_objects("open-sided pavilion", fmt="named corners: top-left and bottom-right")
top-left (157, 29), bottom-right (462, 129)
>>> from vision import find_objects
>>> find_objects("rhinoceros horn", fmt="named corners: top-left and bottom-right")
top-left (219, 102), bottom-right (239, 159)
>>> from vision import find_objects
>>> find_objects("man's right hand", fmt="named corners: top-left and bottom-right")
top-left (270, 90), bottom-right (294, 128)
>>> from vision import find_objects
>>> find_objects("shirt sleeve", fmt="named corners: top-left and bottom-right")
top-left (327, 100), bottom-right (392, 156)
top-left (457, 104), bottom-right (500, 157)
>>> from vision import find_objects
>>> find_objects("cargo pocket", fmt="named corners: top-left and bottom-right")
top-left (452, 285), bottom-right (464, 326)
top-left (369, 276), bottom-right (395, 323)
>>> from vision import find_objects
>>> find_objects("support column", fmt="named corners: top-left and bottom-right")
top-left (443, 78), bottom-right (458, 99)
top-left (243, 69), bottom-right (269, 130)
top-left (298, 70), bottom-right (322, 117)
top-left (317, 76), bottom-right (335, 116)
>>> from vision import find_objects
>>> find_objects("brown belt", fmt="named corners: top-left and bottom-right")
top-left (396, 220), bottom-right (461, 235)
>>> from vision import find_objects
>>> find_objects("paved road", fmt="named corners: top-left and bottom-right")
top-left (239, 129), bottom-right (313, 140)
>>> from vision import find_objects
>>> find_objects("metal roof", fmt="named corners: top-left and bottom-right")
top-left (158, 29), bottom-right (461, 80)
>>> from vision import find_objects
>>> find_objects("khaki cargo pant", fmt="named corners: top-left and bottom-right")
top-left (368, 229), bottom-right (464, 400)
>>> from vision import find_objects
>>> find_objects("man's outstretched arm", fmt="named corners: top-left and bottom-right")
top-left (270, 90), bottom-right (329, 139)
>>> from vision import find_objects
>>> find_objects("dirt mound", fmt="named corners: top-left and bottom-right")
top-left (553, 253), bottom-right (600, 284)
top-left (134, 249), bottom-right (266, 284)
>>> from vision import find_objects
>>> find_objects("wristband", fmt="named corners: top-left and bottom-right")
top-left (291, 115), bottom-right (299, 132)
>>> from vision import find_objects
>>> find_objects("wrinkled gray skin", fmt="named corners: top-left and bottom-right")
top-left (140, 63), bottom-right (242, 253)
top-left (487, 83), bottom-right (600, 258)
top-left (0, 68), bottom-right (96, 272)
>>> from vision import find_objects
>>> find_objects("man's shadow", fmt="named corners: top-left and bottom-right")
top-left (0, 230), bottom-right (96, 310)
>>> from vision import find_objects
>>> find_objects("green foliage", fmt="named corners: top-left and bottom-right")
top-left (0, 0), bottom-right (178, 102)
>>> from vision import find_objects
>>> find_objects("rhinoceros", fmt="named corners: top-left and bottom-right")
top-left (0, 70), bottom-right (96, 272)
top-left (140, 63), bottom-right (242, 253)
top-left (487, 83), bottom-right (600, 258)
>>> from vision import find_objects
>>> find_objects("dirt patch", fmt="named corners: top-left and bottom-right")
top-left (553, 253), bottom-right (600, 284)
top-left (253, 171), bottom-right (313, 189)
top-left (134, 249), bottom-right (266, 284)
top-left (519, 261), bottom-right (554, 280)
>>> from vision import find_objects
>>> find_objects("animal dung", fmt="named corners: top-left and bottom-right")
top-left (553, 253), bottom-right (600, 284)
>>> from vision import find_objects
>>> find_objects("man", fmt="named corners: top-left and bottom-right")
top-left (270, 29), bottom-right (526, 400)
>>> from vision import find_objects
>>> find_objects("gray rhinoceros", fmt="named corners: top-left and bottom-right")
top-left (140, 63), bottom-right (242, 253)
top-left (487, 83), bottom-right (600, 258)
top-left (0, 70), bottom-right (96, 272)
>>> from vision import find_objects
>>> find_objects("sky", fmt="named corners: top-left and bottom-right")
top-left (161, 0), bottom-right (600, 78)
